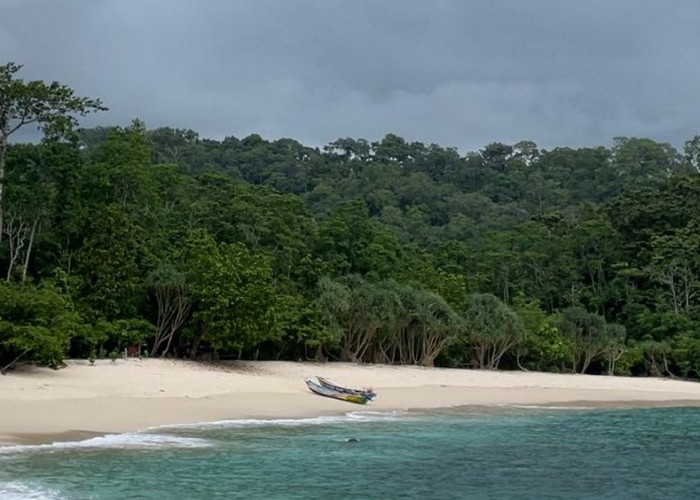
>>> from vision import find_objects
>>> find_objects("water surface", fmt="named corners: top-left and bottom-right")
top-left (1, 407), bottom-right (698, 499)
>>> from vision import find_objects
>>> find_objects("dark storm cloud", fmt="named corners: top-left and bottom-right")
top-left (2, 0), bottom-right (699, 151)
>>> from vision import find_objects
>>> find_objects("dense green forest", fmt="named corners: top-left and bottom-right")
top-left (3, 62), bottom-right (700, 378)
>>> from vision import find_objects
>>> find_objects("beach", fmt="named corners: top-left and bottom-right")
top-left (2, 359), bottom-right (700, 446)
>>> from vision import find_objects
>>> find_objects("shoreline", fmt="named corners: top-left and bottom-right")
top-left (5, 399), bottom-right (700, 448)
top-left (2, 359), bottom-right (700, 446)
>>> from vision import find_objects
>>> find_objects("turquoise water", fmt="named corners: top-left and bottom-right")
top-left (2, 407), bottom-right (700, 499)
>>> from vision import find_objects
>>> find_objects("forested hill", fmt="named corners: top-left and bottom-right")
top-left (3, 118), bottom-right (700, 378)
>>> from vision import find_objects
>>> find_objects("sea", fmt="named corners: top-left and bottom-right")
top-left (1, 406), bottom-right (699, 499)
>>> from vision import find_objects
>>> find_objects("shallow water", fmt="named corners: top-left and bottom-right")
top-left (1, 407), bottom-right (699, 499)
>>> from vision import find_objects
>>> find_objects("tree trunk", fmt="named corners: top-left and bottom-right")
top-left (420, 356), bottom-right (435, 367)
top-left (0, 131), bottom-right (7, 242)
top-left (1, 348), bottom-right (31, 375)
top-left (516, 351), bottom-right (529, 371)
top-left (21, 218), bottom-right (39, 282)
top-left (190, 335), bottom-right (202, 360)
top-left (5, 215), bottom-right (27, 281)
top-left (162, 327), bottom-right (176, 357)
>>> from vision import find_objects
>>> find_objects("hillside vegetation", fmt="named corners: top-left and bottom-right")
top-left (3, 62), bottom-right (700, 377)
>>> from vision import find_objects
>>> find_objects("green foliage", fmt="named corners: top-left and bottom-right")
top-left (93, 318), bottom-right (155, 353)
top-left (315, 276), bottom-right (351, 354)
top-left (269, 285), bottom-right (325, 359)
top-left (412, 265), bottom-right (468, 311)
top-left (512, 295), bottom-right (569, 371)
top-left (83, 120), bottom-right (158, 209)
top-left (399, 285), bottom-right (464, 367)
top-left (3, 69), bottom-right (700, 375)
top-left (0, 62), bottom-right (106, 140)
top-left (76, 204), bottom-right (143, 320)
top-left (0, 62), bottom-right (106, 283)
top-left (0, 282), bottom-right (82, 369)
top-left (612, 342), bottom-right (644, 376)
top-left (557, 307), bottom-right (622, 373)
top-left (184, 229), bottom-right (277, 356)
top-left (317, 276), bottom-right (462, 366)
top-left (316, 199), bottom-right (378, 275)
top-left (459, 293), bottom-right (522, 369)
top-left (671, 334), bottom-right (700, 378)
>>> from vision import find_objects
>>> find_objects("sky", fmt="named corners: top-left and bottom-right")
top-left (2, 0), bottom-right (700, 152)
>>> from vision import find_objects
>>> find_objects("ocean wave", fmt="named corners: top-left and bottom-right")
top-left (159, 410), bottom-right (407, 430)
top-left (0, 480), bottom-right (62, 499)
top-left (0, 433), bottom-right (213, 456)
top-left (505, 404), bottom-right (595, 411)
top-left (345, 410), bottom-right (406, 421)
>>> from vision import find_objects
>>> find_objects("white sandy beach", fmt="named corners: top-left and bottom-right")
top-left (2, 359), bottom-right (700, 445)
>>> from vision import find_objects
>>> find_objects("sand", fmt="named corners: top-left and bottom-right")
top-left (2, 359), bottom-right (700, 445)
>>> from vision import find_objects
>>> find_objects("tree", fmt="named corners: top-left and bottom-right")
top-left (324, 137), bottom-right (371, 163)
top-left (267, 282), bottom-right (325, 361)
top-left (184, 229), bottom-right (277, 359)
top-left (317, 277), bottom-right (398, 363)
top-left (461, 293), bottom-right (522, 369)
top-left (3, 145), bottom-right (58, 281)
top-left (512, 295), bottom-right (568, 371)
top-left (557, 307), bottom-right (612, 373)
top-left (610, 137), bottom-right (682, 192)
top-left (0, 281), bottom-right (82, 372)
top-left (684, 134), bottom-right (700, 173)
top-left (76, 204), bottom-right (143, 321)
top-left (0, 62), bottom-right (105, 237)
top-left (148, 263), bottom-right (190, 357)
top-left (480, 142), bottom-right (513, 172)
top-left (316, 276), bottom-right (352, 358)
top-left (647, 225), bottom-right (700, 315)
top-left (407, 288), bottom-right (463, 367)
top-left (82, 120), bottom-right (158, 211)
top-left (671, 333), bottom-right (700, 379)
top-left (568, 210), bottom-right (620, 313)
top-left (604, 323), bottom-right (627, 375)
top-left (316, 199), bottom-right (376, 275)
top-left (637, 338), bottom-right (674, 377)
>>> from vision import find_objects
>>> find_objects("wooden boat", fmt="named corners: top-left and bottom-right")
top-left (304, 378), bottom-right (369, 405)
top-left (316, 376), bottom-right (377, 400)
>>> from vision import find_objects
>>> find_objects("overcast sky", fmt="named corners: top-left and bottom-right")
top-left (2, 0), bottom-right (700, 152)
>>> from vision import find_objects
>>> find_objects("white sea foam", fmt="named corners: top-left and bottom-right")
top-left (0, 480), bottom-right (63, 500)
top-left (158, 410), bottom-right (407, 431)
top-left (0, 412), bottom-right (406, 456)
top-left (0, 432), bottom-right (213, 456)
top-left (506, 404), bottom-right (595, 411)
top-left (345, 410), bottom-right (405, 421)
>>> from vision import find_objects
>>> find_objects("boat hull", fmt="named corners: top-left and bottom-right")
top-left (304, 378), bottom-right (369, 404)
top-left (316, 376), bottom-right (376, 400)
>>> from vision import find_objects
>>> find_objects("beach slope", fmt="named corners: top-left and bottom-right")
top-left (2, 359), bottom-right (700, 444)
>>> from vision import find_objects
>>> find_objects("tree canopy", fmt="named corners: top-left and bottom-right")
top-left (2, 61), bottom-right (700, 379)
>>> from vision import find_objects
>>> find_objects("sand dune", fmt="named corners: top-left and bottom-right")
top-left (2, 359), bottom-right (700, 445)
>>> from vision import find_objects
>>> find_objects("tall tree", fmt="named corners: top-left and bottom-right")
top-left (184, 229), bottom-right (277, 359)
top-left (76, 204), bottom-right (143, 321)
top-left (0, 62), bottom-right (105, 237)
